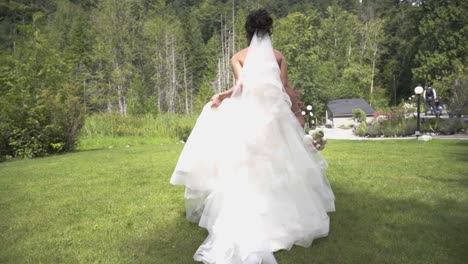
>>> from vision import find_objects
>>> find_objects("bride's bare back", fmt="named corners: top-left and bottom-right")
top-left (209, 9), bottom-right (301, 119)
top-left (221, 47), bottom-right (299, 114)
top-left (231, 48), bottom-right (289, 89)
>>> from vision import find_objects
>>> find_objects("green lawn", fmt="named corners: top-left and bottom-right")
top-left (0, 139), bottom-right (467, 264)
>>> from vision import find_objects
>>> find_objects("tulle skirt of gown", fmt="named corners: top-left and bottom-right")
top-left (170, 90), bottom-right (335, 264)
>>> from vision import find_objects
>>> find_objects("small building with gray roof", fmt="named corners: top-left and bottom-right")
top-left (326, 98), bottom-right (375, 128)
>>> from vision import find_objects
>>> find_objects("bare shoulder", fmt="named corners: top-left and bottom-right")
top-left (232, 48), bottom-right (284, 66)
top-left (273, 49), bottom-right (285, 66)
top-left (232, 48), bottom-right (249, 65)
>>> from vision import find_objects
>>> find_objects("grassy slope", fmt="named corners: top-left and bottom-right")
top-left (0, 140), bottom-right (467, 264)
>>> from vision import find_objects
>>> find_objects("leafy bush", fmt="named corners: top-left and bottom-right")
top-left (421, 119), bottom-right (439, 133)
top-left (0, 83), bottom-right (85, 159)
top-left (361, 117), bottom-right (464, 137)
top-left (176, 125), bottom-right (193, 142)
top-left (367, 123), bottom-right (381, 137)
top-left (354, 122), bottom-right (368, 137)
top-left (402, 119), bottom-right (417, 136)
top-left (352, 108), bottom-right (367, 123)
top-left (406, 107), bottom-right (417, 115)
top-left (8, 126), bottom-right (46, 158)
top-left (0, 26), bottom-right (85, 160)
top-left (356, 105), bottom-right (465, 137)
top-left (427, 118), bottom-right (464, 135)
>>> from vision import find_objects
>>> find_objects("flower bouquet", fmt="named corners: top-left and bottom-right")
top-left (303, 129), bottom-right (327, 151)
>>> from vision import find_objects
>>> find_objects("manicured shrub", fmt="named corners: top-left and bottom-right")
top-left (354, 122), bottom-right (368, 137)
top-left (352, 108), bottom-right (367, 123)
top-left (354, 106), bottom-right (465, 137)
top-left (367, 118), bottom-right (465, 137)
top-left (437, 118), bottom-right (464, 135)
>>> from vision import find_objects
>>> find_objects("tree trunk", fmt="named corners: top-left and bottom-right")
top-left (217, 58), bottom-right (221, 93)
top-left (370, 43), bottom-right (377, 96)
top-left (117, 84), bottom-right (127, 117)
top-left (221, 14), bottom-right (227, 92)
top-left (359, 22), bottom-right (368, 65)
top-left (153, 50), bottom-right (163, 113)
top-left (107, 81), bottom-right (113, 113)
top-left (369, 22), bottom-right (381, 97)
top-left (232, 0), bottom-right (235, 63)
top-left (348, 42), bottom-right (352, 63)
top-left (170, 34), bottom-right (177, 113)
top-left (183, 55), bottom-right (189, 114)
top-left (190, 75), bottom-right (193, 114)
top-left (393, 75), bottom-right (397, 106)
top-left (157, 59), bottom-right (162, 113)
top-left (333, 12), bottom-right (337, 49)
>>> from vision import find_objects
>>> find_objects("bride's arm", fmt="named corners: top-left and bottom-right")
top-left (221, 56), bottom-right (243, 99)
top-left (279, 55), bottom-right (301, 114)
top-left (211, 54), bottom-right (243, 107)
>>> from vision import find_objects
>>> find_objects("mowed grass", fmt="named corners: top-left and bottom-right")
top-left (0, 139), bottom-right (467, 264)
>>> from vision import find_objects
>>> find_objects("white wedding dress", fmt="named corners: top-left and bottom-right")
top-left (170, 33), bottom-right (335, 264)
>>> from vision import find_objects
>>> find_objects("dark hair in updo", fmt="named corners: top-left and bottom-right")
top-left (245, 9), bottom-right (273, 44)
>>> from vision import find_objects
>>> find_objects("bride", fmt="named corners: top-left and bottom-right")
top-left (170, 9), bottom-right (335, 264)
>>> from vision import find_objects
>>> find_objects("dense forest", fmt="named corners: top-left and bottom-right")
top-left (0, 0), bottom-right (467, 157)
